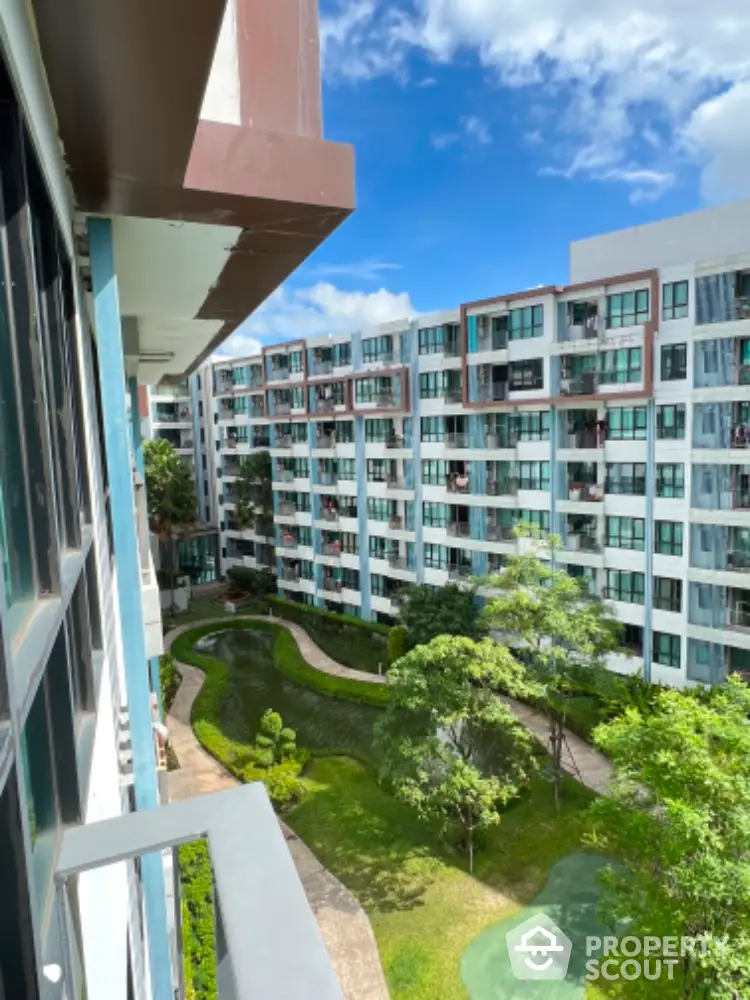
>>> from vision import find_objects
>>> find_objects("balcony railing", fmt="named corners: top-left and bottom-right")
top-left (444, 341), bottom-right (461, 358)
top-left (281, 568), bottom-right (301, 582)
top-left (487, 523), bottom-right (514, 542)
top-left (388, 516), bottom-right (403, 530)
top-left (279, 536), bottom-right (300, 551)
top-left (316, 397), bottom-right (337, 413)
top-left (486, 477), bottom-right (517, 497)
top-left (388, 554), bottom-right (408, 570)
top-left (443, 388), bottom-right (463, 404)
top-left (566, 429), bottom-right (599, 448)
top-left (275, 400), bottom-right (292, 415)
top-left (727, 549), bottom-right (750, 571)
top-left (316, 434), bottom-right (335, 449)
top-left (278, 469), bottom-right (295, 483)
top-left (449, 564), bottom-right (473, 580)
top-left (562, 315), bottom-right (601, 342)
top-left (318, 472), bottom-right (338, 486)
top-left (478, 383), bottom-right (508, 403)
top-left (320, 507), bottom-right (339, 522)
top-left (323, 578), bottom-right (342, 593)
top-left (561, 371), bottom-right (598, 396)
top-left (731, 489), bottom-right (750, 510)
top-left (271, 365), bottom-right (291, 381)
top-left (314, 359), bottom-right (333, 376)
top-left (278, 501), bottom-right (297, 516)
top-left (376, 392), bottom-right (396, 407)
top-left (276, 434), bottom-right (294, 449)
top-left (446, 432), bottom-right (468, 448)
top-left (728, 601), bottom-right (750, 630)
top-left (568, 483), bottom-right (605, 502)
top-left (448, 522), bottom-right (470, 538)
top-left (387, 475), bottom-right (407, 490)
top-left (567, 533), bottom-right (601, 553)
top-left (322, 542), bottom-right (341, 557)
top-left (485, 432), bottom-right (517, 449)
top-left (385, 434), bottom-right (404, 449)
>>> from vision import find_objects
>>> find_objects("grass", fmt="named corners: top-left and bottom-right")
top-left (301, 621), bottom-right (387, 674)
top-left (287, 756), bottom-right (598, 1000)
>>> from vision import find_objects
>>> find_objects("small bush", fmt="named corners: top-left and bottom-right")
top-left (159, 653), bottom-right (181, 714)
top-left (268, 596), bottom-right (390, 641)
top-left (179, 840), bottom-right (216, 1000)
top-left (227, 566), bottom-right (275, 597)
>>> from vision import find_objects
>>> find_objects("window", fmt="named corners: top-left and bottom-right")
top-left (654, 577), bottom-right (682, 613)
top-left (419, 372), bottom-right (461, 399)
top-left (355, 377), bottom-right (392, 403)
top-left (340, 533), bottom-right (358, 555)
top-left (418, 326), bottom-right (444, 355)
top-left (653, 632), bottom-right (681, 668)
top-left (288, 350), bottom-right (303, 374)
top-left (661, 343), bottom-right (687, 381)
top-left (509, 359), bottom-right (543, 391)
top-left (369, 536), bottom-right (387, 559)
top-left (662, 281), bottom-right (688, 320)
top-left (367, 459), bottom-right (389, 483)
top-left (365, 418), bottom-right (394, 443)
top-left (423, 502), bottom-right (449, 527)
top-left (519, 461), bottom-right (550, 491)
top-left (509, 304), bottom-right (543, 340)
top-left (421, 417), bottom-right (445, 442)
top-left (606, 463), bottom-right (646, 495)
top-left (516, 509), bottom-right (550, 533)
top-left (362, 335), bottom-right (392, 363)
top-left (607, 407), bottom-right (647, 440)
top-left (606, 289), bottom-right (649, 328)
top-left (367, 498), bottom-right (394, 521)
top-left (606, 517), bottom-right (645, 551)
top-left (656, 464), bottom-right (685, 498)
top-left (606, 570), bottom-right (645, 604)
top-left (656, 404), bottom-right (686, 440)
top-left (599, 348), bottom-right (642, 384)
top-left (621, 624), bottom-right (644, 655)
top-left (424, 543), bottom-right (448, 569)
top-left (654, 521), bottom-right (683, 556)
top-left (517, 411), bottom-right (550, 441)
top-left (422, 460), bottom-right (448, 486)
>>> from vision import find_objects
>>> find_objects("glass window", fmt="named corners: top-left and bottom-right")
top-left (418, 326), bottom-right (444, 355)
top-left (422, 460), bottom-right (448, 486)
top-left (367, 498), bottom-right (395, 522)
top-left (518, 461), bottom-right (550, 491)
top-left (653, 577), bottom-right (682, 613)
top-left (365, 418), bottom-right (394, 443)
top-left (606, 463), bottom-right (646, 495)
top-left (509, 305), bottom-right (543, 340)
top-left (606, 517), bottom-right (645, 551)
top-left (288, 350), bottom-right (303, 374)
top-left (362, 335), bottom-right (393, 363)
top-left (423, 502), bottom-right (449, 527)
top-left (655, 521), bottom-right (683, 556)
top-left (606, 570), bottom-right (645, 604)
top-left (656, 404), bottom-right (686, 439)
top-left (599, 348), bottom-right (642, 384)
top-left (606, 290), bottom-right (650, 328)
top-left (607, 407), bottom-right (647, 440)
top-left (653, 632), bottom-right (681, 668)
top-left (509, 359), bottom-right (543, 391)
top-left (661, 344), bottom-right (687, 381)
top-left (662, 281), bottom-right (689, 320)
top-left (656, 464), bottom-right (685, 498)
top-left (424, 543), bottom-right (448, 569)
top-left (517, 411), bottom-right (550, 441)
top-left (421, 417), bottom-right (444, 442)
top-left (367, 459), bottom-right (389, 483)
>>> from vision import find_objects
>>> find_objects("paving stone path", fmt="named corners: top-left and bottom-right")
top-left (163, 620), bottom-right (390, 1000)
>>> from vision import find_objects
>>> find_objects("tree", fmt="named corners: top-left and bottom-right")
top-left (589, 677), bottom-right (750, 999)
top-left (375, 636), bottom-right (538, 873)
top-left (399, 583), bottom-right (483, 649)
top-left (387, 624), bottom-right (409, 667)
top-left (481, 531), bottom-right (622, 811)
top-left (253, 709), bottom-right (297, 767)
top-left (143, 439), bottom-right (198, 617)
top-left (234, 452), bottom-right (273, 536)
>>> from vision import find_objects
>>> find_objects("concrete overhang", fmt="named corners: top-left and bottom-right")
top-left (31, 0), bottom-right (355, 384)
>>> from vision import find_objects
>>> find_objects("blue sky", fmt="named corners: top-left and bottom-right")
top-left (221, 0), bottom-right (750, 356)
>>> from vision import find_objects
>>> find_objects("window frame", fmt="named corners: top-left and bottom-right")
top-left (606, 406), bottom-right (647, 440)
top-left (656, 404), bottom-right (686, 440)
top-left (653, 577), bottom-right (682, 613)
top-left (662, 280), bottom-right (689, 321)
top-left (654, 521), bottom-right (683, 557)
top-left (653, 632), bottom-right (681, 668)
top-left (656, 463), bottom-right (685, 499)
top-left (606, 516), bottom-right (645, 551)
top-left (606, 289), bottom-right (650, 329)
top-left (660, 343), bottom-right (687, 381)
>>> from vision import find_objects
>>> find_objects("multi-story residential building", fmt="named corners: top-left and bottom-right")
top-left (210, 199), bottom-right (750, 691)
top-left (0, 1), bottom-right (353, 999)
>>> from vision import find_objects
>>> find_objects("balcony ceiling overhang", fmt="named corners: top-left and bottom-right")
top-left (31, 0), bottom-right (355, 384)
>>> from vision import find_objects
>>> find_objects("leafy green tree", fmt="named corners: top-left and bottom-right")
top-left (399, 583), bottom-right (483, 649)
top-left (481, 532), bottom-right (622, 810)
top-left (143, 438), bottom-right (198, 616)
top-left (590, 677), bottom-right (750, 999)
top-left (386, 624), bottom-right (408, 666)
top-left (375, 636), bottom-right (538, 873)
top-left (253, 709), bottom-right (297, 767)
top-left (234, 452), bottom-right (273, 536)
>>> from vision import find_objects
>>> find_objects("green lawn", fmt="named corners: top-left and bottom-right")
top-left (301, 622), bottom-right (387, 674)
top-left (288, 757), bottom-right (599, 1000)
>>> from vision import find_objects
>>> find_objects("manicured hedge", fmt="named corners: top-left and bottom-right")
top-left (268, 595), bottom-right (390, 640)
top-left (179, 840), bottom-right (216, 1000)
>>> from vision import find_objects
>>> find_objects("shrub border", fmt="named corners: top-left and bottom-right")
top-left (268, 595), bottom-right (391, 638)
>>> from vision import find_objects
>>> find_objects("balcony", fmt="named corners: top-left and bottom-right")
top-left (727, 549), bottom-right (750, 572)
top-left (315, 396), bottom-right (339, 413)
top-left (271, 364), bottom-right (291, 381)
top-left (487, 523), bottom-right (514, 542)
top-left (444, 340), bottom-right (462, 358)
top-left (565, 427), bottom-right (599, 448)
top-left (386, 433), bottom-right (404, 449)
top-left (316, 433), bottom-right (335, 449)
top-left (387, 475), bottom-right (407, 490)
top-left (281, 567), bottom-right (301, 583)
top-left (277, 469), bottom-right (295, 483)
top-left (278, 501), bottom-right (297, 516)
top-left (279, 533), bottom-right (300, 552)
top-left (485, 432), bottom-right (517, 449)
top-left (729, 597), bottom-right (750, 631)
top-left (388, 515), bottom-right (403, 530)
top-left (320, 507), bottom-right (340, 522)
top-left (566, 532), bottom-right (601, 553)
top-left (376, 391), bottom-right (396, 407)
top-left (318, 471), bottom-right (338, 487)
top-left (448, 562), bottom-right (473, 581)
top-left (486, 477), bottom-right (518, 497)
top-left (276, 434), bottom-right (294, 449)
top-left (446, 432), bottom-right (468, 449)
top-left (561, 304), bottom-right (602, 342)
top-left (560, 371), bottom-right (598, 396)
top-left (322, 542), bottom-right (341, 557)
top-left (388, 553), bottom-right (408, 570)
top-left (443, 387), bottom-right (463, 404)
top-left (323, 577), bottom-right (343, 593)
top-left (314, 358), bottom-right (333, 376)
top-left (478, 383), bottom-right (508, 403)
top-left (447, 521), bottom-right (470, 538)
top-left (274, 400), bottom-right (293, 415)
top-left (447, 473), bottom-right (470, 494)
top-left (568, 483), bottom-right (605, 502)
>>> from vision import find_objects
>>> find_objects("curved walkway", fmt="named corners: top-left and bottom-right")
top-left (164, 620), bottom-right (390, 1000)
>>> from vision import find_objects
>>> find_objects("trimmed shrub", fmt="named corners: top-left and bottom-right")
top-left (179, 840), bottom-right (216, 1000)
top-left (387, 625), bottom-right (409, 667)
top-left (227, 566), bottom-right (275, 597)
top-left (159, 653), bottom-right (180, 714)
top-left (268, 595), bottom-right (390, 641)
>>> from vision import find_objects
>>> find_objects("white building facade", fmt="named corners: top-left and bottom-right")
top-left (209, 202), bottom-right (750, 690)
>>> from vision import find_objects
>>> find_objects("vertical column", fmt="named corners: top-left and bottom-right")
top-left (190, 374), bottom-right (205, 520)
top-left (356, 415), bottom-right (371, 619)
top-left (548, 405), bottom-right (559, 540)
top-left (642, 400), bottom-right (656, 682)
top-left (87, 218), bottom-right (172, 1000)
top-left (408, 323), bottom-right (424, 584)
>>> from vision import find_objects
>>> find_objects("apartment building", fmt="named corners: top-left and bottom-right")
top-left (210, 199), bottom-right (750, 691)
top-left (0, 1), bottom-right (353, 999)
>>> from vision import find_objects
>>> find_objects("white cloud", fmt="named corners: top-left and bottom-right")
top-left (416, 76), bottom-right (437, 87)
top-left (320, 0), bottom-right (750, 199)
top-left (432, 114), bottom-right (492, 151)
top-left (682, 81), bottom-right (750, 202)
top-left (307, 258), bottom-right (403, 281)
top-left (524, 129), bottom-right (543, 145)
top-left (215, 282), bottom-right (414, 357)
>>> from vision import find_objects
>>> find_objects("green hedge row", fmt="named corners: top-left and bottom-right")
top-left (179, 840), bottom-right (216, 1000)
top-left (268, 595), bottom-right (390, 640)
